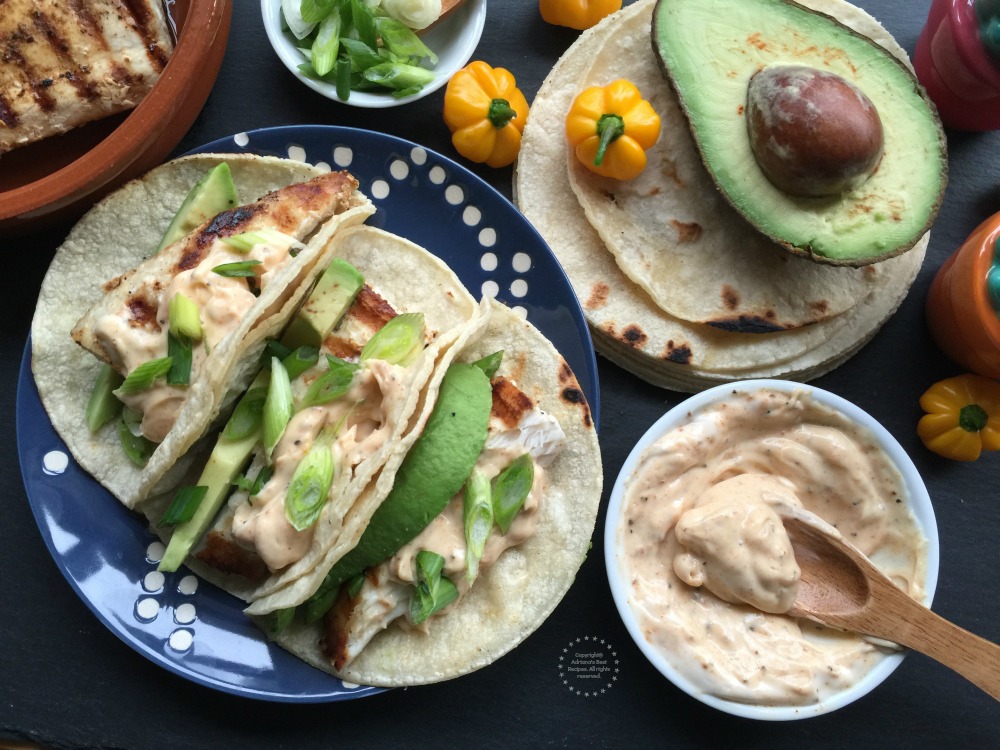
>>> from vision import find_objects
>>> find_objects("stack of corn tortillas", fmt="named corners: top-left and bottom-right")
top-left (514, 0), bottom-right (929, 392)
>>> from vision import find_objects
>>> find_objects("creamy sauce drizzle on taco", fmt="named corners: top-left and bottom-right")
top-left (96, 234), bottom-right (299, 442)
top-left (232, 360), bottom-right (407, 571)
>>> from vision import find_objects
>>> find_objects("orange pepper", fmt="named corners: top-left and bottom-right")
top-left (565, 79), bottom-right (661, 181)
top-left (540, 0), bottom-right (621, 30)
top-left (443, 61), bottom-right (529, 168)
top-left (917, 374), bottom-right (1000, 461)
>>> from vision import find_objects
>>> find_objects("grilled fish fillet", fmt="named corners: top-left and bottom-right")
top-left (0, 0), bottom-right (174, 154)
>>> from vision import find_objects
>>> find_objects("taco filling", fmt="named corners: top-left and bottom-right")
top-left (322, 372), bottom-right (566, 670)
top-left (74, 169), bottom-right (364, 444)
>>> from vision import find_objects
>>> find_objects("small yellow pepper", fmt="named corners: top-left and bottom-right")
top-left (917, 374), bottom-right (1000, 461)
top-left (565, 79), bottom-right (661, 181)
top-left (539, 0), bottom-right (622, 30)
top-left (444, 61), bottom-right (529, 168)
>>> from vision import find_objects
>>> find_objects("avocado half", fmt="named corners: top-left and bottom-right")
top-left (651, 0), bottom-right (947, 266)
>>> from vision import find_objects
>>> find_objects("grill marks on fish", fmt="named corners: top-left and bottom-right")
top-left (0, 0), bottom-right (174, 152)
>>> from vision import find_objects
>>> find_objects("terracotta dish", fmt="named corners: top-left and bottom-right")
top-left (0, 0), bottom-right (232, 235)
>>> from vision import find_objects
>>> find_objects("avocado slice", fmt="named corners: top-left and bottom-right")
top-left (304, 362), bottom-right (493, 621)
top-left (156, 162), bottom-right (239, 251)
top-left (281, 260), bottom-right (366, 351)
top-left (157, 259), bottom-right (364, 573)
top-left (651, 0), bottom-right (946, 265)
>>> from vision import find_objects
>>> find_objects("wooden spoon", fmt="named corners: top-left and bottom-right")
top-left (418, 0), bottom-right (467, 34)
top-left (782, 514), bottom-right (1000, 701)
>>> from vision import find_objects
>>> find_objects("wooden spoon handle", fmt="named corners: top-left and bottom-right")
top-left (871, 582), bottom-right (1000, 701)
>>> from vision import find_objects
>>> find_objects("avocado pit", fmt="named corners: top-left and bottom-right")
top-left (746, 64), bottom-right (884, 198)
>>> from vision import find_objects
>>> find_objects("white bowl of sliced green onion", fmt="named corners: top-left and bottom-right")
top-left (261, 0), bottom-right (487, 108)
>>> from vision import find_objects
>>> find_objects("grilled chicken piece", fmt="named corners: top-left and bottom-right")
top-left (0, 0), bottom-right (174, 154)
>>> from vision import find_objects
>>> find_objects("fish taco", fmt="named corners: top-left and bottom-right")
top-left (254, 299), bottom-right (602, 687)
top-left (32, 154), bottom-right (374, 509)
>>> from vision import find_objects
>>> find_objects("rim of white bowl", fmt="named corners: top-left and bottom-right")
top-left (604, 379), bottom-right (940, 721)
top-left (260, 0), bottom-right (487, 109)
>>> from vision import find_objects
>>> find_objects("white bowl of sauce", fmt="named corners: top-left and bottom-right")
top-left (605, 380), bottom-right (940, 720)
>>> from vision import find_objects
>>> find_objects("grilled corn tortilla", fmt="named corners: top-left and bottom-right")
top-left (265, 301), bottom-right (602, 687)
top-left (32, 154), bottom-right (373, 509)
top-left (141, 226), bottom-right (486, 603)
top-left (514, 0), bottom-right (925, 389)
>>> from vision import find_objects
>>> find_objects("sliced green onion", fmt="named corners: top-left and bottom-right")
top-left (285, 428), bottom-right (337, 531)
top-left (282, 345), bottom-right (320, 381)
top-left (221, 229), bottom-right (297, 253)
top-left (115, 357), bottom-right (173, 395)
top-left (161, 485), bottom-right (208, 526)
top-left (282, 0), bottom-right (316, 38)
top-left (117, 412), bottom-right (156, 466)
top-left (374, 16), bottom-right (438, 65)
top-left (166, 332), bottom-right (193, 386)
top-left (222, 386), bottom-right (268, 441)
top-left (362, 62), bottom-right (435, 92)
top-left (300, 0), bottom-right (337, 24)
top-left (360, 312), bottom-right (424, 366)
top-left (351, 0), bottom-right (378, 49)
top-left (260, 606), bottom-right (296, 637)
top-left (409, 550), bottom-right (459, 625)
top-left (346, 573), bottom-right (365, 598)
top-left (336, 54), bottom-right (353, 100)
top-left (168, 293), bottom-right (203, 341)
top-left (301, 356), bottom-right (359, 408)
top-left (86, 364), bottom-right (124, 432)
top-left (263, 357), bottom-right (294, 459)
top-left (121, 405), bottom-right (145, 437)
top-left (311, 11), bottom-right (342, 77)
top-left (340, 38), bottom-right (382, 72)
top-left (264, 339), bottom-right (293, 364)
top-left (492, 454), bottom-right (534, 534)
top-left (303, 580), bottom-right (340, 623)
top-left (463, 469), bottom-right (493, 583)
top-left (250, 464), bottom-right (274, 496)
top-left (212, 260), bottom-right (261, 278)
top-left (471, 351), bottom-right (504, 380)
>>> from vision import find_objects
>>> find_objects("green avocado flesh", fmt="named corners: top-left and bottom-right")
top-left (319, 362), bottom-right (493, 591)
top-left (281, 259), bottom-right (365, 351)
top-left (156, 162), bottom-right (239, 251)
top-left (652, 0), bottom-right (946, 265)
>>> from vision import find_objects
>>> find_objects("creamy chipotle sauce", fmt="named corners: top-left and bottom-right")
top-left (618, 388), bottom-right (927, 706)
top-left (95, 235), bottom-right (298, 442)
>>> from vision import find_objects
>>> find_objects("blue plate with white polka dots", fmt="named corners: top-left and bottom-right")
top-left (17, 125), bottom-right (599, 702)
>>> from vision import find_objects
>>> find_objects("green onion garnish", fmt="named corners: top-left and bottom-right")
top-left (346, 573), bottom-right (365, 598)
top-left (311, 11), bottom-right (342, 77)
top-left (263, 357), bottom-right (294, 459)
top-left (261, 606), bottom-right (296, 637)
top-left (360, 312), bottom-right (424, 366)
top-left (115, 357), bottom-right (173, 395)
top-left (285, 428), bottom-right (337, 531)
top-left (301, 356), bottom-right (358, 408)
top-left (117, 411), bottom-right (156, 466)
top-left (471, 351), bottom-right (504, 380)
top-left (221, 228), bottom-right (301, 254)
top-left (409, 550), bottom-right (459, 625)
top-left (282, 345), bottom-right (320, 381)
top-left (492, 454), bottom-right (534, 534)
top-left (212, 260), bottom-right (262, 278)
top-left (463, 469), bottom-right (493, 583)
top-left (264, 339), bottom-right (293, 364)
top-left (166, 332), bottom-right (193, 386)
top-left (374, 16), bottom-right (438, 65)
top-left (168, 293), bottom-right (203, 341)
top-left (161, 485), bottom-right (208, 526)
top-left (222, 386), bottom-right (268, 441)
